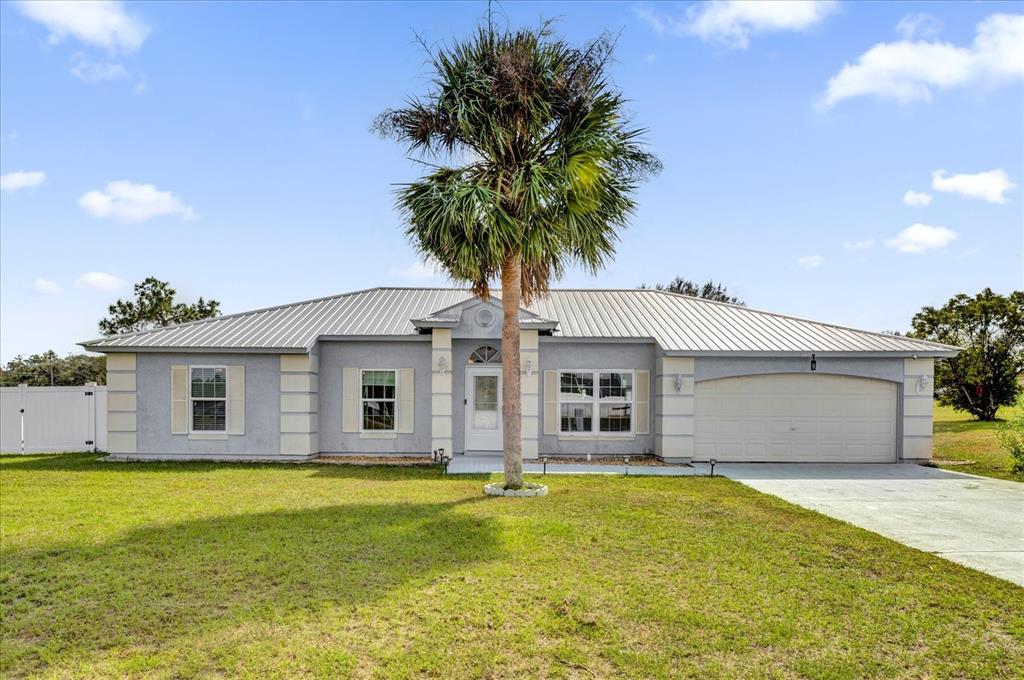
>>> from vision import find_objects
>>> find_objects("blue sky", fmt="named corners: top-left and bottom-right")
top-left (1, 0), bottom-right (1021, 361)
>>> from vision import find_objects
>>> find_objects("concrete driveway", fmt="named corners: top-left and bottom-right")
top-left (718, 463), bottom-right (1023, 587)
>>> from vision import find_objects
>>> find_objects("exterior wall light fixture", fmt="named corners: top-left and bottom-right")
top-left (674, 374), bottom-right (685, 393)
top-left (437, 356), bottom-right (447, 374)
top-left (810, 354), bottom-right (817, 371)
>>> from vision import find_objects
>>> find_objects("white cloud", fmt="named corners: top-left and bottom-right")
top-left (896, 13), bottom-right (942, 40)
top-left (15, 0), bottom-right (149, 53)
top-left (902, 190), bottom-right (933, 206)
top-left (70, 56), bottom-right (131, 83)
top-left (797, 254), bottom-right (823, 268)
top-left (842, 239), bottom-right (874, 251)
top-left (0, 170), bottom-right (46, 191)
top-left (78, 181), bottom-right (195, 223)
top-left (33, 278), bottom-right (61, 295)
top-left (75, 271), bottom-right (126, 292)
top-left (821, 13), bottom-right (1024, 107)
top-left (389, 260), bottom-right (445, 282)
top-left (885, 223), bottom-right (957, 253)
top-left (634, 1), bottom-right (838, 49)
top-left (931, 169), bottom-right (1016, 204)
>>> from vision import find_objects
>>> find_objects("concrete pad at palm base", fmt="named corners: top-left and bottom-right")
top-left (716, 463), bottom-right (1024, 587)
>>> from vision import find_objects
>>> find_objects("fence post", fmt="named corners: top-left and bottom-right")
top-left (85, 382), bottom-right (98, 452)
top-left (18, 383), bottom-right (26, 455)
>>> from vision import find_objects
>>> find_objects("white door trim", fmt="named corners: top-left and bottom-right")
top-left (465, 365), bottom-right (502, 452)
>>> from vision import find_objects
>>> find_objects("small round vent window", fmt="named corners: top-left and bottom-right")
top-left (475, 307), bottom-right (495, 327)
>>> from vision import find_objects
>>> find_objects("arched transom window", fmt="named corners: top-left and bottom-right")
top-left (469, 346), bottom-right (500, 364)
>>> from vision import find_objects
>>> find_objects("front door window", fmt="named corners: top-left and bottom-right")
top-left (473, 375), bottom-right (499, 430)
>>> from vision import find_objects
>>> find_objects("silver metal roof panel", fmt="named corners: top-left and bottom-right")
top-left (81, 287), bottom-right (960, 356)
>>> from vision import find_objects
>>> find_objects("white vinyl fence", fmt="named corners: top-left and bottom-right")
top-left (0, 385), bottom-right (107, 454)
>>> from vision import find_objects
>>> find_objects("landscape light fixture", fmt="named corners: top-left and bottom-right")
top-left (709, 458), bottom-right (717, 477)
top-left (434, 447), bottom-right (451, 473)
top-left (624, 455), bottom-right (630, 476)
top-left (542, 456), bottom-right (549, 475)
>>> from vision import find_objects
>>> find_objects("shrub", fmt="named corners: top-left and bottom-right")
top-left (997, 405), bottom-right (1024, 475)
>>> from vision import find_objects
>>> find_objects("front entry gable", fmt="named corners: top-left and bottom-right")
top-left (411, 296), bottom-right (557, 339)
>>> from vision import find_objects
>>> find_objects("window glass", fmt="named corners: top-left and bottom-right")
top-left (190, 367), bottom-right (227, 431)
top-left (361, 370), bottom-right (397, 431)
top-left (192, 400), bottom-right (226, 431)
top-left (560, 372), bottom-right (593, 398)
top-left (558, 370), bottom-right (635, 434)
top-left (560, 403), bottom-right (593, 432)
top-left (472, 375), bottom-right (499, 429)
top-left (599, 403), bottom-right (632, 433)
top-left (599, 372), bottom-right (632, 401)
top-left (362, 400), bottom-right (395, 431)
top-left (191, 367), bottom-right (226, 398)
top-left (469, 346), bottom-right (500, 364)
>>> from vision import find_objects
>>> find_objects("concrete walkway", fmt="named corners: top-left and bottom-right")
top-left (716, 463), bottom-right (1024, 587)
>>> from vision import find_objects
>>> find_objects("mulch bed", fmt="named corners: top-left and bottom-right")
top-left (315, 455), bottom-right (435, 466)
top-left (542, 455), bottom-right (681, 467)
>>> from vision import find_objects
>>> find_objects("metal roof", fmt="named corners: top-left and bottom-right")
top-left (81, 287), bottom-right (959, 356)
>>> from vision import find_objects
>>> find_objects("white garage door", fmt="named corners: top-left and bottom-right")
top-left (695, 374), bottom-right (896, 463)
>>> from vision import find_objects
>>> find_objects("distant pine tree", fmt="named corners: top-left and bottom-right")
top-left (640, 277), bottom-right (745, 305)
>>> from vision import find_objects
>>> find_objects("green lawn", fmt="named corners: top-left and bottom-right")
top-left (932, 401), bottom-right (1023, 481)
top-left (1, 455), bottom-right (1021, 679)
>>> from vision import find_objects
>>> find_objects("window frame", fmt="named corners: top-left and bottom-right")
top-left (188, 364), bottom-right (229, 434)
top-left (557, 369), bottom-right (636, 436)
top-left (359, 368), bottom-right (398, 433)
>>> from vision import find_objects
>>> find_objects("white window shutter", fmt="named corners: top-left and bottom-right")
top-left (342, 367), bottom-right (359, 433)
top-left (171, 365), bottom-right (188, 434)
top-left (397, 367), bottom-right (414, 433)
top-left (228, 365), bottom-right (245, 435)
top-left (635, 370), bottom-right (650, 435)
top-left (543, 370), bottom-right (559, 436)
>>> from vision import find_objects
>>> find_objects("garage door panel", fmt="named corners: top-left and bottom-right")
top-left (695, 374), bottom-right (896, 463)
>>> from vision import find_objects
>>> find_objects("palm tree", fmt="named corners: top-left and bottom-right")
top-left (374, 19), bottom-right (660, 489)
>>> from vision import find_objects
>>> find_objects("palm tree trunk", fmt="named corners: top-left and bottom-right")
top-left (500, 256), bottom-right (524, 489)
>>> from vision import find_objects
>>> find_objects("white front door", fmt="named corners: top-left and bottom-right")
top-left (465, 366), bottom-right (502, 451)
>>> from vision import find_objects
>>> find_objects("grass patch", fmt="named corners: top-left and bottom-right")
top-left (2, 454), bottom-right (1022, 678)
top-left (933, 401), bottom-right (1023, 481)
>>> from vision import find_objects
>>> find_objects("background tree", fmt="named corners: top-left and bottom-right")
top-left (911, 288), bottom-right (1024, 421)
top-left (99, 277), bottom-right (220, 336)
top-left (640, 277), bottom-right (745, 305)
top-left (0, 351), bottom-right (106, 386)
top-left (374, 20), bottom-right (659, 488)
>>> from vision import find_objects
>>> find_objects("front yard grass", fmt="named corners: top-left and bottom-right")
top-left (1, 454), bottom-right (1021, 679)
top-left (933, 401), bottom-right (1023, 481)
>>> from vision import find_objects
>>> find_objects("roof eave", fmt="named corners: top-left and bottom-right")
top-left (78, 343), bottom-right (309, 355)
top-left (661, 349), bottom-right (960, 358)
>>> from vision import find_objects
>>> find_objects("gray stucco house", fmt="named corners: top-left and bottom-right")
top-left (80, 287), bottom-right (958, 464)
